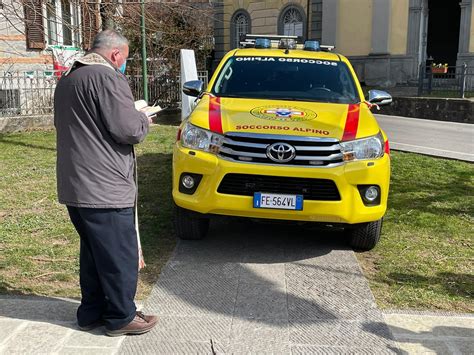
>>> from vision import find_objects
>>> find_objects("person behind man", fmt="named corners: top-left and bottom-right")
top-left (54, 29), bottom-right (158, 336)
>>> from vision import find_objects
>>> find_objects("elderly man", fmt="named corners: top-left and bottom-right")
top-left (54, 29), bottom-right (157, 336)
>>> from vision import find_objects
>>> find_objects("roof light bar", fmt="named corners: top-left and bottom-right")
top-left (255, 38), bottom-right (272, 49)
top-left (238, 34), bottom-right (335, 52)
top-left (304, 40), bottom-right (320, 51)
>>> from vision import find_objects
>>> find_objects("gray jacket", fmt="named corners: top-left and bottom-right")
top-left (54, 53), bottom-right (149, 208)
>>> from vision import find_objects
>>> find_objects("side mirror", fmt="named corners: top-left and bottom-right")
top-left (182, 80), bottom-right (204, 97)
top-left (368, 90), bottom-right (392, 106)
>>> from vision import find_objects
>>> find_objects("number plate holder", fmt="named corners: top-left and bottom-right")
top-left (253, 192), bottom-right (303, 211)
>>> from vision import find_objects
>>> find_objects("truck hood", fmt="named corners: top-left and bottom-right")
top-left (187, 95), bottom-right (380, 141)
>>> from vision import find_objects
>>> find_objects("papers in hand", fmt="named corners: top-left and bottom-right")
top-left (134, 100), bottom-right (162, 117)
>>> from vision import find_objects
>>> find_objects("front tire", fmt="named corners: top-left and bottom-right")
top-left (348, 219), bottom-right (383, 251)
top-left (174, 206), bottom-right (209, 240)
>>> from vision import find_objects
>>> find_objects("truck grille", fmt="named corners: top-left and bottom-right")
top-left (217, 174), bottom-right (341, 201)
top-left (218, 132), bottom-right (343, 167)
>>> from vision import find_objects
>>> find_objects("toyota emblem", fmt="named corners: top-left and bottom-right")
top-left (266, 143), bottom-right (296, 163)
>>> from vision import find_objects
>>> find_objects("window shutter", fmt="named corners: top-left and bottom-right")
top-left (81, 1), bottom-right (100, 50)
top-left (24, 0), bottom-right (45, 50)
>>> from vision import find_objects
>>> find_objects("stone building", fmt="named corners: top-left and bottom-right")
top-left (213, 0), bottom-right (474, 87)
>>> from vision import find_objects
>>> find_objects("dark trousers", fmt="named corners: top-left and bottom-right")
top-left (67, 206), bottom-right (138, 330)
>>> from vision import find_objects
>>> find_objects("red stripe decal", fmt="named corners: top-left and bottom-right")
top-left (209, 96), bottom-right (223, 134)
top-left (384, 139), bottom-right (390, 155)
top-left (342, 104), bottom-right (360, 141)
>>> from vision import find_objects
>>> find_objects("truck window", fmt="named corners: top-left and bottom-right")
top-left (212, 56), bottom-right (360, 104)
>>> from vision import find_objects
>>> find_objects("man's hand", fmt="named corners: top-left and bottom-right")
top-left (147, 116), bottom-right (154, 124)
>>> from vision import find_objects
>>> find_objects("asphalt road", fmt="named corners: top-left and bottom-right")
top-left (375, 114), bottom-right (474, 162)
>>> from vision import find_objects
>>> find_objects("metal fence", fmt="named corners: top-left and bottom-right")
top-left (127, 70), bottom-right (208, 108)
top-left (0, 70), bottom-right (62, 117)
top-left (0, 70), bottom-right (208, 117)
top-left (418, 64), bottom-right (474, 98)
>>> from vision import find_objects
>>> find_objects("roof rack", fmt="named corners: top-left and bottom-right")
top-left (239, 34), bottom-right (335, 52)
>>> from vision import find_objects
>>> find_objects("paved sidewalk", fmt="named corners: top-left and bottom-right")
top-left (1, 219), bottom-right (473, 354)
top-left (384, 311), bottom-right (474, 354)
top-left (0, 296), bottom-right (126, 354)
top-left (121, 219), bottom-right (399, 354)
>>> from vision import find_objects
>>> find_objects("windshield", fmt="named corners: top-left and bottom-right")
top-left (212, 56), bottom-right (360, 104)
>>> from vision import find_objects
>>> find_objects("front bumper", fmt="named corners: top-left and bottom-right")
top-left (172, 143), bottom-right (390, 224)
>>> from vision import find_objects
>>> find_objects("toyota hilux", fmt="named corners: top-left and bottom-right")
top-left (172, 37), bottom-right (392, 250)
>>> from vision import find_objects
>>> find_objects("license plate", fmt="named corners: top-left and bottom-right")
top-left (253, 192), bottom-right (303, 211)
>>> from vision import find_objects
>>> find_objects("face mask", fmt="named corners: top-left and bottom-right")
top-left (119, 61), bottom-right (127, 74)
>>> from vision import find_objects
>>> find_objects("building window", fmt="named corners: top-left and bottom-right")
top-left (231, 10), bottom-right (251, 49)
top-left (311, 0), bottom-right (323, 41)
top-left (44, 0), bottom-right (81, 46)
top-left (278, 4), bottom-right (306, 38)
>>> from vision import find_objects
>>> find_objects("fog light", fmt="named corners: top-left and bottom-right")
top-left (357, 185), bottom-right (381, 206)
top-left (182, 175), bottom-right (195, 189)
top-left (365, 186), bottom-right (379, 202)
top-left (179, 173), bottom-right (203, 195)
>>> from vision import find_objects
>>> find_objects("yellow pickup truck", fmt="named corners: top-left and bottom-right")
top-left (173, 37), bottom-right (392, 250)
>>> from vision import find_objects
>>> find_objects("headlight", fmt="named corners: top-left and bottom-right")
top-left (181, 123), bottom-right (224, 154)
top-left (340, 132), bottom-right (384, 161)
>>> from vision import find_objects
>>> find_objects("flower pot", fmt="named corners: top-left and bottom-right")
top-left (431, 67), bottom-right (448, 74)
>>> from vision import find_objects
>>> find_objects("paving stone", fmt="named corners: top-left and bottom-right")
top-left (337, 321), bottom-right (395, 348)
top-left (63, 326), bottom-right (123, 348)
top-left (394, 340), bottom-right (454, 354)
top-left (0, 297), bottom-right (78, 322)
top-left (285, 263), bottom-right (369, 286)
top-left (137, 315), bottom-right (232, 344)
top-left (234, 283), bottom-right (288, 319)
top-left (0, 319), bottom-right (23, 345)
top-left (385, 313), bottom-right (474, 338)
top-left (291, 344), bottom-right (398, 354)
top-left (415, 315), bottom-right (474, 338)
top-left (121, 339), bottom-right (215, 354)
top-left (290, 320), bottom-right (394, 349)
top-left (58, 347), bottom-right (120, 355)
top-left (222, 342), bottom-right (291, 354)
top-left (452, 339), bottom-right (474, 354)
top-left (284, 244), bottom-right (356, 266)
top-left (120, 221), bottom-right (400, 354)
top-left (173, 238), bottom-right (245, 264)
top-left (159, 261), bottom-right (241, 283)
top-left (289, 320), bottom-right (341, 346)
top-left (384, 314), bottom-right (434, 335)
top-left (145, 287), bottom-right (237, 317)
top-left (1, 321), bottom-right (72, 354)
top-left (145, 262), bottom-right (240, 316)
top-left (241, 245), bottom-right (286, 263)
top-left (230, 318), bottom-right (289, 345)
top-left (238, 263), bottom-right (286, 288)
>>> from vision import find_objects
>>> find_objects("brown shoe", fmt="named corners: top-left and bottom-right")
top-left (105, 311), bottom-right (158, 337)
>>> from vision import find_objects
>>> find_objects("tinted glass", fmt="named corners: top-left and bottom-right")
top-left (212, 56), bottom-right (360, 104)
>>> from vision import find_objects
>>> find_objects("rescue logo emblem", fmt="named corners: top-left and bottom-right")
top-left (251, 105), bottom-right (317, 122)
top-left (266, 143), bottom-right (296, 163)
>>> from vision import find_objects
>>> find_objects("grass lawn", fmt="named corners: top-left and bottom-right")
top-left (0, 125), bottom-right (177, 299)
top-left (0, 127), bottom-right (472, 312)
top-left (357, 151), bottom-right (473, 313)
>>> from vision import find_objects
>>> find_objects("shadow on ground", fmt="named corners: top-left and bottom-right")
top-left (0, 294), bottom-right (80, 330)
top-left (0, 134), bottom-right (56, 152)
top-left (365, 322), bottom-right (474, 354)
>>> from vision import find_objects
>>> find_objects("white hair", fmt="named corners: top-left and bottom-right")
top-left (91, 30), bottom-right (129, 51)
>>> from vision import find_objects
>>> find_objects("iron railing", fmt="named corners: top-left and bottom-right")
top-left (418, 64), bottom-right (474, 98)
top-left (0, 70), bottom-right (62, 116)
top-left (127, 71), bottom-right (208, 108)
top-left (0, 70), bottom-right (209, 117)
